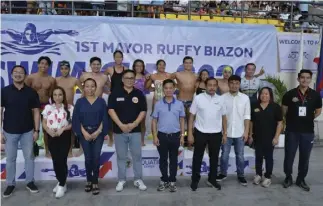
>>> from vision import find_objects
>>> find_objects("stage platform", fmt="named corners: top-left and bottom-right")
top-left (0, 144), bottom-right (255, 181)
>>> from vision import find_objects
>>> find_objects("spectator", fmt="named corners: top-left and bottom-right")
top-left (256, 4), bottom-right (267, 17)
top-left (117, 0), bottom-right (129, 17)
top-left (279, 6), bottom-right (290, 20)
top-left (26, 0), bottom-right (35, 14)
top-left (38, 1), bottom-right (56, 15)
top-left (173, 0), bottom-right (188, 13)
top-left (1, 1), bottom-right (9, 14)
top-left (91, 0), bottom-right (105, 16)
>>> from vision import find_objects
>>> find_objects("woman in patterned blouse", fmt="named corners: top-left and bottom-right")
top-left (41, 86), bottom-right (74, 199)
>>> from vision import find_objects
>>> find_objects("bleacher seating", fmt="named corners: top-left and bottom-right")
top-left (161, 14), bottom-right (285, 32)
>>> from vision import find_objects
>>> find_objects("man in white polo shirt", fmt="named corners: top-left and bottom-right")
top-left (188, 77), bottom-right (227, 191)
top-left (217, 75), bottom-right (250, 186)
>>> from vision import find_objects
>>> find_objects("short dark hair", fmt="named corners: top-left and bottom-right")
top-left (258, 87), bottom-right (274, 103)
top-left (38, 56), bottom-right (52, 66)
top-left (163, 79), bottom-right (175, 87)
top-left (298, 69), bottom-right (313, 78)
top-left (245, 63), bottom-right (256, 70)
top-left (122, 69), bottom-right (135, 77)
top-left (90, 57), bottom-right (101, 64)
top-left (11, 65), bottom-right (27, 75)
top-left (132, 59), bottom-right (145, 75)
top-left (205, 77), bottom-right (218, 85)
top-left (156, 59), bottom-right (166, 66)
top-left (113, 50), bottom-right (123, 58)
top-left (228, 75), bottom-right (241, 83)
top-left (183, 56), bottom-right (193, 63)
top-left (84, 78), bottom-right (97, 88)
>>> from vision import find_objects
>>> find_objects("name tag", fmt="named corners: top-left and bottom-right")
top-left (299, 106), bottom-right (306, 117)
top-left (116, 97), bottom-right (125, 101)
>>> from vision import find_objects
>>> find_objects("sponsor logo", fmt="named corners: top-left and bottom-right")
top-left (1, 23), bottom-right (79, 55)
top-left (288, 51), bottom-right (309, 61)
top-left (40, 152), bottom-right (114, 178)
top-left (1, 163), bottom-right (26, 180)
top-left (132, 97), bottom-right (139, 104)
top-left (292, 97), bottom-right (299, 102)
top-left (142, 157), bottom-right (159, 169)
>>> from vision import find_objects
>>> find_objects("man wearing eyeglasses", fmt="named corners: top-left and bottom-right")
top-left (1, 65), bottom-right (41, 198)
top-left (108, 70), bottom-right (148, 192)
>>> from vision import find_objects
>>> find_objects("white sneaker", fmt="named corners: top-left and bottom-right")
top-left (55, 186), bottom-right (66, 198)
top-left (253, 175), bottom-right (262, 185)
top-left (116, 181), bottom-right (126, 192)
top-left (134, 179), bottom-right (147, 191)
top-left (261, 178), bottom-right (272, 188)
top-left (53, 182), bottom-right (59, 193)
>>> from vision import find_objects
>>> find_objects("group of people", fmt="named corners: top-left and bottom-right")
top-left (1, 51), bottom-right (322, 199)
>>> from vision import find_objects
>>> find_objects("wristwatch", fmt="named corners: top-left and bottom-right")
top-left (34, 130), bottom-right (40, 133)
top-left (180, 133), bottom-right (185, 137)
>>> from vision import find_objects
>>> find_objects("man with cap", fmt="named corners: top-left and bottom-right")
top-left (56, 61), bottom-right (82, 105)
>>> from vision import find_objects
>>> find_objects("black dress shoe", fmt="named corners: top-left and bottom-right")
top-left (296, 180), bottom-right (310, 192)
top-left (206, 180), bottom-right (222, 190)
top-left (283, 176), bottom-right (293, 188)
top-left (190, 182), bottom-right (198, 191)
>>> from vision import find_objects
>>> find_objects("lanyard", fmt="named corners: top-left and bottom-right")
top-left (297, 89), bottom-right (308, 105)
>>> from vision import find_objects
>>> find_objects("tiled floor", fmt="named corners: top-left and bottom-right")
top-left (2, 148), bottom-right (323, 206)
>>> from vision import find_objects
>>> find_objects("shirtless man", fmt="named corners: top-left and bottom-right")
top-left (80, 57), bottom-right (109, 97)
top-left (104, 50), bottom-right (128, 146)
top-left (217, 66), bottom-right (233, 94)
top-left (171, 56), bottom-right (197, 121)
top-left (25, 56), bottom-right (56, 158)
top-left (56, 61), bottom-right (82, 157)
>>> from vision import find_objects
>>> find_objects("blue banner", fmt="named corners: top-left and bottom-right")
top-left (1, 15), bottom-right (278, 87)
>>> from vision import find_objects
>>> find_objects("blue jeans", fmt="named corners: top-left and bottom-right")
top-left (114, 132), bottom-right (142, 181)
top-left (4, 130), bottom-right (34, 186)
top-left (284, 132), bottom-right (314, 181)
top-left (79, 135), bottom-right (104, 184)
top-left (220, 137), bottom-right (245, 177)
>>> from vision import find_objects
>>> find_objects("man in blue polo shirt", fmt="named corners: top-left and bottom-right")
top-left (152, 79), bottom-right (185, 193)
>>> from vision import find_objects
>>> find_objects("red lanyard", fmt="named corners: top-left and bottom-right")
top-left (297, 89), bottom-right (307, 105)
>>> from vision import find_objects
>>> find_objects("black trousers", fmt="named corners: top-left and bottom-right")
top-left (284, 132), bottom-right (314, 181)
top-left (255, 140), bottom-right (274, 178)
top-left (48, 130), bottom-right (71, 186)
top-left (191, 129), bottom-right (222, 183)
top-left (157, 132), bottom-right (180, 182)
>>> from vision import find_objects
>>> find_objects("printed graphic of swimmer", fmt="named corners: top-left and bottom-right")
top-left (1, 23), bottom-right (79, 55)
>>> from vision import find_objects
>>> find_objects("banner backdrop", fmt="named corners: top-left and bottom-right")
top-left (1, 15), bottom-right (278, 87)
top-left (1, 145), bottom-right (255, 181)
top-left (278, 32), bottom-right (320, 72)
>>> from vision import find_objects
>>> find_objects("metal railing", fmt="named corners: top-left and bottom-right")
top-left (1, 1), bottom-right (323, 32)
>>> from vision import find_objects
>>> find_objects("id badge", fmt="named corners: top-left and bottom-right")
top-left (299, 106), bottom-right (306, 117)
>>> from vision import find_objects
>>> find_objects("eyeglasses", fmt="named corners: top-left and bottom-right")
top-left (123, 77), bottom-right (135, 80)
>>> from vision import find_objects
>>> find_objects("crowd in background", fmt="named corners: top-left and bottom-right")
top-left (0, 1), bottom-right (321, 33)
